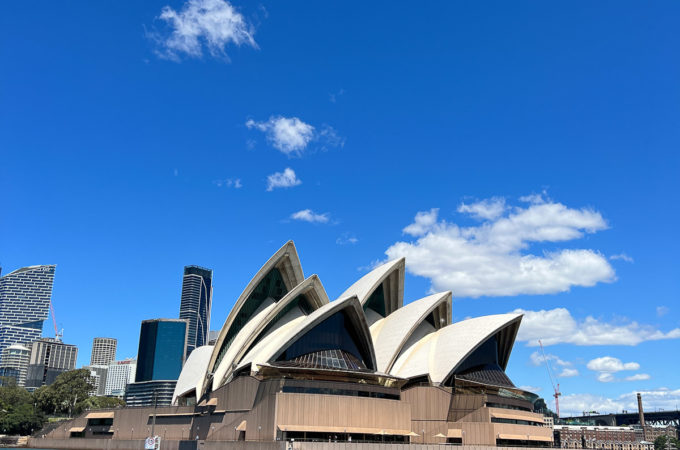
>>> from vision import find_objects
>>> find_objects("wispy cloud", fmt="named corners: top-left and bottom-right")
top-left (266, 168), bottom-right (301, 191)
top-left (329, 88), bottom-right (345, 103)
top-left (529, 351), bottom-right (579, 378)
top-left (458, 197), bottom-right (506, 220)
top-left (213, 178), bottom-right (242, 188)
top-left (610, 253), bottom-right (634, 263)
top-left (385, 194), bottom-right (614, 297)
top-left (518, 385), bottom-right (543, 393)
top-left (290, 209), bottom-right (329, 224)
top-left (657, 306), bottom-right (670, 317)
top-left (625, 373), bottom-right (651, 381)
top-left (560, 368), bottom-right (579, 378)
top-left (152, 0), bottom-right (257, 61)
top-left (246, 116), bottom-right (343, 156)
top-left (336, 233), bottom-right (358, 245)
top-left (515, 307), bottom-right (680, 346)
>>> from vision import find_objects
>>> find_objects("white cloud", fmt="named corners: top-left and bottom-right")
top-left (559, 368), bottom-right (580, 378)
top-left (385, 196), bottom-right (615, 297)
top-left (559, 388), bottom-right (680, 416)
top-left (626, 373), bottom-right (651, 381)
top-left (597, 372), bottom-right (615, 383)
top-left (336, 233), bottom-right (358, 245)
top-left (214, 178), bottom-right (242, 188)
top-left (610, 253), bottom-right (634, 263)
top-left (518, 385), bottom-right (543, 393)
top-left (154, 0), bottom-right (257, 61)
top-left (515, 307), bottom-right (680, 346)
top-left (290, 209), bottom-right (329, 224)
top-left (529, 351), bottom-right (578, 378)
top-left (529, 350), bottom-right (571, 367)
top-left (266, 168), bottom-right (301, 191)
top-left (657, 306), bottom-right (670, 317)
top-left (246, 116), bottom-right (343, 156)
top-left (458, 197), bottom-right (506, 220)
top-left (403, 208), bottom-right (440, 236)
top-left (587, 357), bottom-right (640, 373)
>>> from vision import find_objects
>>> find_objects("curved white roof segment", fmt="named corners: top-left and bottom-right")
top-left (210, 275), bottom-right (329, 390)
top-left (172, 345), bottom-right (213, 405)
top-left (236, 295), bottom-right (377, 374)
top-left (337, 258), bottom-right (404, 320)
top-left (370, 291), bottom-right (452, 373)
top-left (207, 241), bottom-right (304, 377)
top-left (389, 313), bottom-right (522, 385)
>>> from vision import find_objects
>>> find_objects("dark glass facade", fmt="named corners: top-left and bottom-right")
top-left (276, 310), bottom-right (373, 370)
top-left (214, 268), bottom-right (288, 369)
top-left (363, 283), bottom-right (386, 317)
top-left (179, 266), bottom-right (213, 357)
top-left (135, 319), bottom-right (187, 382)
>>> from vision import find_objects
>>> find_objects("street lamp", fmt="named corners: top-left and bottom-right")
top-left (258, 425), bottom-right (262, 441)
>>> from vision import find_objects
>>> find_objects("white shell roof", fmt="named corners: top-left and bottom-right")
top-left (235, 295), bottom-right (376, 374)
top-left (389, 313), bottom-right (522, 384)
top-left (210, 275), bottom-right (329, 390)
top-left (207, 241), bottom-right (304, 376)
top-left (172, 345), bottom-right (213, 404)
top-left (370, 291), bottom-right (451, 373)
top-left (337, 258), bottom-right (404, 315)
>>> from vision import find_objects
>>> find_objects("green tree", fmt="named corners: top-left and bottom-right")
top-left (655, 435), bottom-right (680, 450)
top-left (0, 380), bottom-right (44, 435)
top-left (75, 396), bottom-right (125, 414)
top-left (33, 369), bottom-right (95, 416)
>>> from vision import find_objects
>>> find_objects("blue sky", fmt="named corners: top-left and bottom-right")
top-left (1, 1), bottom-right (679, 415)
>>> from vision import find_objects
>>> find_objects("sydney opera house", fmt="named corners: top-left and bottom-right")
top-left (40, 241), bottom-right (552, 448)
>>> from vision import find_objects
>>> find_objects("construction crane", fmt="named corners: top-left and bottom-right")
top-left (539, 339), bottom-right (561, 418)
top-left (49, 300), bottom-right (63, 341)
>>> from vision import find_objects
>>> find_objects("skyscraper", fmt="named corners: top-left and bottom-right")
top-left (25, 337), bottom-right (77, 390)
top-left (179, 266), bottom-right (212, 357)
top-left (0, 265), bottom-right (56, 361)
top-left (125, 319), bottom-right (187, 406)
top-left (135, 319), bottom-right (187, 382)
top-left (90, 337), bottom-right (117, 365)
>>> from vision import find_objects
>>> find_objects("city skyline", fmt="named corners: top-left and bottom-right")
top-left (1, 0), bottom-right (679, 417)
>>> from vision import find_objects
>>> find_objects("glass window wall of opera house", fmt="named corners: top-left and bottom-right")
top-left (36, 241), bottom-right (553, 448)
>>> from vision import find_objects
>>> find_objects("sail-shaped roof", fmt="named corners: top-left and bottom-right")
top-left (210, 275), bottom-right (329, 390)
top-left (172, 345), bottom-right (213, 404)
top-left (207, 241), bottom-right (304, 382)
top-left (235, 295), bottom-right (377, 374)
top-left (390, 313), bottom-right (522, 385)
top-left (337, 258), bottom-right (404, 324)
top-left (370, 291), bottom-right (451, 373)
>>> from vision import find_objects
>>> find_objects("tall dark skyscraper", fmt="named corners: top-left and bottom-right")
top-left (179, 266), bottom-right (212, 356)
top-left (126, 319), bottom-right (187, 407)
top-left (0, 265), bottom-right (56, 362)
top-left (135, 319), bottom-right (187, 382)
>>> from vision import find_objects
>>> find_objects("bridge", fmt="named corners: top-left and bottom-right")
top-left (563, 410), bottom-right (680, 428)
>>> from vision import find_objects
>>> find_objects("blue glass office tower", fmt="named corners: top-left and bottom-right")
top-left (135, 319), bottom-right (187, 382)
top-left (179, 266), bottom-right (212, 357)
top-left (0, 265), bottom-right (56, 364)
top-left (126, 319), bottom-right (187, 406)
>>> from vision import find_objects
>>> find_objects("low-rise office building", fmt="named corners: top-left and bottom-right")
top-left (554, 425), bottom-right (654, 450)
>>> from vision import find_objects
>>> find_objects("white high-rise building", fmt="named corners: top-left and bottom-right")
top-left (105, 358), bottom-right (136, 397)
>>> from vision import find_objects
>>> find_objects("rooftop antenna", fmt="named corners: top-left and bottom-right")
top-left (539, 339), bottom-right (561, 418)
